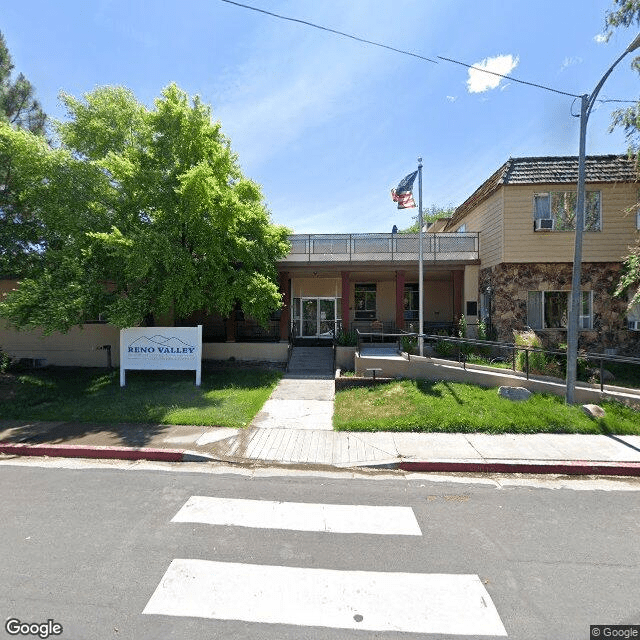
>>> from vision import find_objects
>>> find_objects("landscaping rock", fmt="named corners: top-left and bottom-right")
top-left (498, 386), bottom-right (532, 402)
top-left (588, 368), bottom-right (615, 382)
top-left (582, 404), bottom-right (605, 419)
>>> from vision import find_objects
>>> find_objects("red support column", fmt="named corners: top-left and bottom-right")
top-left (395, 270), bottom-right (405, 330)
top-left (279, 271), bottom-right (290, 342)
top-left (341, 271), bottom-right (350, 330)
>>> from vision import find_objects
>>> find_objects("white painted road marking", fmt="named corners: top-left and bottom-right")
top-left (171, 495), bottom-right (422, 535)
top-left (143, 559), bottom-right (507, 636)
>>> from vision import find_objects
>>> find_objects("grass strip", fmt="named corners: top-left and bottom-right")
top-left (0, 367), bottom-right (281, 427)
top-left (334, 379), bottom-right (640, 435)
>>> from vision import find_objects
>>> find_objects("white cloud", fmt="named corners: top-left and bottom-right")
top-left (560, 56), bottom-right (582, 72)
top-left (466, 54), bottom-right (519, 93)
top-left (594, 33), bottom-right (608, 44)
top-left (446, 95), bottom-right (457, 102)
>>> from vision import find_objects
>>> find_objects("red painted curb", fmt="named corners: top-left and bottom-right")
top-left (399, 460), bottom-right (640, 476)
top-left (0, 443), bottom-right (184, 462)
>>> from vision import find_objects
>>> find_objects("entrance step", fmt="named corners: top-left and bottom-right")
top-left (287, 347), bottom-right (334, 379)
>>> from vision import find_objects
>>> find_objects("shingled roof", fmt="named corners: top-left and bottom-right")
top-left (446, 154), bottom-right (638, 230)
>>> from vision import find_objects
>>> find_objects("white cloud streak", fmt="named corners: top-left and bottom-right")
top-left (466, 54), bottom-right (519, 93)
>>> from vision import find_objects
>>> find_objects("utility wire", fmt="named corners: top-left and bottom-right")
top-left (219, 0), bottom-right (438, 64)
top-left (220, 0), bottom-right (635, 102)
top-left (436, 55), bottom-right (581, 98)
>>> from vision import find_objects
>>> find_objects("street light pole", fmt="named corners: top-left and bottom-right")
top-left (566, 33), bottom-right (640, 404)
top-left (418, 157), bottom-right (424, 356)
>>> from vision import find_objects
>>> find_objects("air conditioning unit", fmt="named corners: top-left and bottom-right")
top-left (534, 218), bottom-right (554, 231)
top-left (628, 320), bottom-right (640, 331)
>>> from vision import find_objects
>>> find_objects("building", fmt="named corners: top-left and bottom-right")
top-left (1, 154), bottom-right (638, 366)
top-left (443, 155), bottom-right (640, 353)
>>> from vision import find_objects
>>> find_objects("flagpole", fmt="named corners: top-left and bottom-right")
top-left (418, 157), bottom-right (424, 357)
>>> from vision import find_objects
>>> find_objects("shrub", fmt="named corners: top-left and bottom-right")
top-left (434, 330), bottom-right (455, 357)
top-left (0, 348), bottom-right (12, 373)
top-left (335, 329), bottom-right (358, 347)
top-left (513, 330), bottom-right (549, 375)
top-left (400, 335), bottom-right (417, 354)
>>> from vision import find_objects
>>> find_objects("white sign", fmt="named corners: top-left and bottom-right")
top-left (119, 325), bottom-right (202, 387)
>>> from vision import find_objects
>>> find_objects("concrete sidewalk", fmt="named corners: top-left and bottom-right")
top-left (1, 419), bottom-right (640, 476)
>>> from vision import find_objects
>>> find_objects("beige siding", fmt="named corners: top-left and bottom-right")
top-left (464, 265), bottom-right (480, 317)
top-left (451, 190), bottom-right (504, 268)
top-left (503, 182), bottom-right (639, 263)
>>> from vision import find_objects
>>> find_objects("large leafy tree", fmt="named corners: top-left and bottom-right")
top-left (0, 31), bottom-right (48, 276)
top-left (605, 2), bottom-right (640, 310)
top-left (0, 83), bottom-right (290, 332)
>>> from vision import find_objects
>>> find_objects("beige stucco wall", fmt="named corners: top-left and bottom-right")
top-left (0, 321), bottom-right (120, 367)
top-left (202, 342), bottom-right (288, 362)
top-left (291, 277), bottom-right (341, 298)
top-left (502, 182), bottom-right (639, 263)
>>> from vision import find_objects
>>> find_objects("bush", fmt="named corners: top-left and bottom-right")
top-left (0, 348), bottom-right (12, 373)
top-left (434, 331), bottom-right (455, 357)
top-left (513, 330), bottom-right (550, 375)
top-left (400, 335), bottom-right (417, 354)
top-left (335, 329), bottom-right (358, 346)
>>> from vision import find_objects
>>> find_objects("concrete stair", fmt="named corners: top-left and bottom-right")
top-left (286, 346), bottom-right (334, 379)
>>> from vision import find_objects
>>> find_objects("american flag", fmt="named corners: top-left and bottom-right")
top-left (391, 170), bottom-right (418, 209)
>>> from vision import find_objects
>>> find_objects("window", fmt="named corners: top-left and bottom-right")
top-left (533, 191), bottom-right (601, 231)
top-left (457, 224), bottom-right (467, 233)
top-left (404, 283), bottom-right (419, 320)
top-left (527, 291), bottom-right (592, 330)
top-left (466, 301), bottom-right (478, 316)
top-left (354, 284), bottom-right (376, 320)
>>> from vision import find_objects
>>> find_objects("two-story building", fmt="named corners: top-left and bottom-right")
top-left (443, 155), bottom-right (640, 353)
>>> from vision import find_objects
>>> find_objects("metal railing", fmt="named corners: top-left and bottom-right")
top-left (281, 232), bottom-right (479, 263)
top-left (423, 334), bottom-right (640, 392)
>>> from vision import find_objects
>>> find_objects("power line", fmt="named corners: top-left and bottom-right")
top-left (219, 0), bottom-right (438, 64)
top-left (436, 55), bottom-right (581, 98)
top-left (220, 0), bottom-right (635, 103)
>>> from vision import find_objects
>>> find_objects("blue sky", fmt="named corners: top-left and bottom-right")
top-left (3, 1), bottom-right (639, 233)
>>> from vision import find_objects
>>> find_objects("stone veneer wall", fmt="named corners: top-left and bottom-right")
top-left (480, 262), bottom-right (640, 355)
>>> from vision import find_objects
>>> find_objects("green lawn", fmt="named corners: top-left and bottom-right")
top-left (0, 367), bottom-right (281, 427)
top-left (334, 379), bottom-right (640, 435)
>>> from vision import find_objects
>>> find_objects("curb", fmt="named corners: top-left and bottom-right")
top-left (0, 443), bottom-right (217, 463)
top-left (398, 459), bottom-right (640, 477)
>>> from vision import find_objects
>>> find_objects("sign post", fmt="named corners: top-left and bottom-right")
top-left (119, 325), bottom-right (202, 387)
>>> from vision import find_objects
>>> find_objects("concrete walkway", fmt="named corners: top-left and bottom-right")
top-left (1, 343), bottom-right (640, 474)
top-left (251, 347), bottom-right (335, 431)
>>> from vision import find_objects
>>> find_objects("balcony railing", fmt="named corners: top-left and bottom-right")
top-left (281, 232), bottom-right (479, 263)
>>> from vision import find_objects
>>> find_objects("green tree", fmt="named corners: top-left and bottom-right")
top-left (399, 204), bottom-right (456, 233)
top-left (0, 83), bottom-right (290, 332)
top-left (605, 2), bottom-right (640, 310)
top-left (0, 31), bottom-right (48, 277)
top-left (0, 31), bottom-right (46, 134)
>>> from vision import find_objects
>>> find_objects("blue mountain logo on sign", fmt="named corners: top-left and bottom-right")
top-left (127, 334), bottom-right (196, 355)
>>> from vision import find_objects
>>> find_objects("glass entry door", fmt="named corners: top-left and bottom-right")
top-left (293, 297), bottom-right (341, 338)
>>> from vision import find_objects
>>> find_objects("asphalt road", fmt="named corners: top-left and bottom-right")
top-left (1, 459), bottom-right (639, 640)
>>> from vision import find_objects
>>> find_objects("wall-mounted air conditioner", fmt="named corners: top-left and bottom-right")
top-left (534, 218), bottom-right (554, 231)
top-left (628, 320), bottom-right (640, 331)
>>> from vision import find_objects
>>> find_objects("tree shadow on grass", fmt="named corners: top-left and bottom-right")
top-left (0, 365), bottom-right (280, 447)
top-left (415, 379), bottom-right (444, 399)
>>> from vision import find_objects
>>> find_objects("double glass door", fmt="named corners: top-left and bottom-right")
top-left (293, 297), bottom-right (341, 338)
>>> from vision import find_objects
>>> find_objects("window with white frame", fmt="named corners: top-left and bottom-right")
top-left (533, 191), bottom-right (601, 231)
top-left (354, 283), bottom-right (377, 320)
top-left (527, 290), bottom-right (592, 330)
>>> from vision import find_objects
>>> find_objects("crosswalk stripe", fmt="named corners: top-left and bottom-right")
top-left (143, 559), bottom-right (508, 636)
top-left (171, 496), bottom-right (422, 535)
